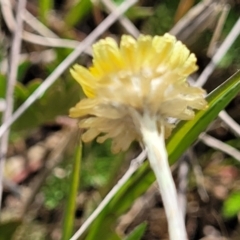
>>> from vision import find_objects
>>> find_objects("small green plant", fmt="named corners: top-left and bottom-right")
top-left (42, 166), bottom-right (71, 210)
top-left (222, 191), bottom-right (240, 219)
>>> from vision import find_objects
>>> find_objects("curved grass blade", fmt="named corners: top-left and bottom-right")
top-left (39, 0), bottom-right (53, 25)
top-left (64, 0), bottom-right (92, 27)
top-left (85, 71), bottom-right (240, 240)
top-left (124, 222), bottom-right (147, 240)
top-left (62, 137), bottom-right (82, 240)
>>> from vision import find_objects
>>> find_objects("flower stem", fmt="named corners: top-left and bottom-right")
top-left (140, 115), bottom-right (187, 240)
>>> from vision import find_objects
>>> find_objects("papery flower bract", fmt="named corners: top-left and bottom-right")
top-left (69, 33), bottom-right (208, 153)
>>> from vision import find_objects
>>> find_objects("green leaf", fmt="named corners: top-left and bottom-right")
top-left (125, 7), bottom-right (152, 20)
top-left (0, 74), bottom-right (6, 98)
top-left (0, 219), bottom-right (22, 240)
top-left (112, 0), bottom-right (124, 5)
top-left (39, 0), bottom-right (53, 25)
top-left (222, 191), bottom-right (240, 219)
top-left (64, 0), bottom-right (92, 27)
top-left (27, 79), bottom-right (42, 94)
top-left (12, 77), bottom-right (80, 131)
top-left (17, 61), bottom-right (31, 82)
top-left (124, 222), bottom-right (147, 240)
top-left (85, 71), bottom-right (240, 239)
top-left (62, 139), bottom-right (82, 240)
top-left (14, 83), bottom-right (29, 101)
top-left (142, 4), bottom-right (175, 35)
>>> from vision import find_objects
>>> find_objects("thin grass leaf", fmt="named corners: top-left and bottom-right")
top-left (39, 0), bottom-right (53, 25)
top-left (0, 74), bottom-right (6, 98)
top-left (62, 138), bottom-right (82, 240)
top-left (222, 191), bottom-right (240, 219)
top-left (64, 0), bottom-right (92, 27)
top-left (124, 222), bottom-right (147, 240)
top-left (0, 220), bottom-right (22, 240)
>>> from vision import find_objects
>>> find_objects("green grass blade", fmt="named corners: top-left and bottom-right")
top-left (0, 220), bottom-right (22, 240)
top-left (124, 222), bottom-right (147, 240)
top-left (39, 0), bottom-right (53, 25)
top-left (64, 0), bottom-right (92, 27)
top-left (85, 71), bottom-right (240, 239)
top-left (62, 138), bottom-right (82, 240)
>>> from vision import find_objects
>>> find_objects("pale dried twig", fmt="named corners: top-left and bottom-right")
top-left (101, 0), bottom-right (140, 38)
top-left (0, 0), bottom-right (26, 212)
top-left (195, 17), bottom-right (240, 87)
top-left (23, 32), bottom-right (82, 49)
top-left (218, 111), bottom-right (240, 137)
top-left (116, 183), bottom-right (158, 235)
top-left (170, 0), bottom-right (221, 43)
top-left (191, 17), bottom-right (240, 139)
top-left (23, 10), bottom-right (92, 51)
top-left (0, 0), bottom-right (91, 51)
top-left (207, 4), bottom-right (230, 57)
top-left (0, 0), bottom-right (15, 32)
top-left (23, 10), bottom-right (59, 38)
top-left (0, 49), bottom-right (56, 74)
top-left (199, 133), bottom-right (240, 162)
top-left (188, 150), bottom-right (209, 202)
top-left (177, 155), bottom-right (189, 218)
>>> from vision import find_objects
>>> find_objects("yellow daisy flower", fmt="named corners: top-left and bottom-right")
top-left (69, 33), bottom-right (207, 153)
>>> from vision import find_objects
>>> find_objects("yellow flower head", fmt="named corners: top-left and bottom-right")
top-left (69, 33), bottom-right (207, 153)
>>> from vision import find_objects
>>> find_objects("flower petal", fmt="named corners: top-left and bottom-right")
top-left (82, 128), bottom-right (101, 142)
top-left (70, 65), bottom-right (96, 98)
top-left (120, 35), bottom-right (137, 71)
top-left (92, 37), bottom-right (124, 74)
